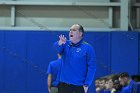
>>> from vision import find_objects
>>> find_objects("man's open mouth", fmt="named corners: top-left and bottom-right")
top-left (70, 35), bottom-right (73, 37)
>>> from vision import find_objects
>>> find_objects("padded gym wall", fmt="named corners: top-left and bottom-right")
top-left (0, 31), bottom-right (139, 93)
top-left (111, 32), bottom-right (139, 75)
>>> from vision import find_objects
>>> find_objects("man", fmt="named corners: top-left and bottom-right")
top-left (47, 54), bottom-right (62, 93)
top-left (54, 24), bottom-right (96, 93)
top-left (119, 72), bottom-right (136, 93)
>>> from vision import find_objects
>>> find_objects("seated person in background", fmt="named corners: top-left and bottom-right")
top-left (97, 76), bottom-right (112, 93)
top-left (95, 78), bottom-right (102, 93)
top-left (99, 77), bottom-right (107, 93)
top-left (119, 72), bottom-right (136, 93)
top-left (113, 79), bottom-right (122, 93)
top-left (95, 77), bottom-right (107, 93)
top-left (105, 74), bottom-right (122, 93)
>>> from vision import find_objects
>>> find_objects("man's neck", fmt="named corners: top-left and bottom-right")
top-left (72, 38), bottom-right (82, 44)
top-left (127, 78), bottom-right (131, 85)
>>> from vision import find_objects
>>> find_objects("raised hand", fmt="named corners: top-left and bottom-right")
top-left (58, 34), bottom-right (66, 46)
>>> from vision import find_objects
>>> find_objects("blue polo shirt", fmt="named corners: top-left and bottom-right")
top-left (120, 80), bottom-right (135, 93)
top-left (120, 86), bottom-right (129, 93)
top-left (128, 80), bottom-right (136, 93)
top-left (47, 59), bottom-right (62, 87)
top-left (54, 39), bottom-right (96, 87)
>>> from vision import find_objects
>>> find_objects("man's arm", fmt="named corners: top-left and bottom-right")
top-left (47, 74), bottom-right (52, 93)
top-left (84, 45), bottom-right (96, 87)
top-left (47, 63), bottom-right (52, 93)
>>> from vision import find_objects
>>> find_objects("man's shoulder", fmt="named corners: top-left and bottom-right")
top-left (82, 41), bottom-right (89, 45)
top-left (81, 41), bottom-right (93, 48)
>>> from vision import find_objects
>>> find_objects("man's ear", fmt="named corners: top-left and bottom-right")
top-left (80, 32), bottom-right (83, 37)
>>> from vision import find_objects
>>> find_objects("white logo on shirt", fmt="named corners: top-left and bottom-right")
top-left (76, 48), bottom-right (81, 52)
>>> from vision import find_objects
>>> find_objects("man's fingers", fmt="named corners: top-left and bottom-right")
top-left (59, 35), bottom-right (66, 42)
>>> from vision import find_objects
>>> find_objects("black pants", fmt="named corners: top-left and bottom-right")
top-left (58, 82), bottom-right (85, 93)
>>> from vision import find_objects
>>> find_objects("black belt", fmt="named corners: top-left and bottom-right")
top-left (59, 82), bottom-right (74, 86)
top-left (59, 82), bottom-right (82, 87)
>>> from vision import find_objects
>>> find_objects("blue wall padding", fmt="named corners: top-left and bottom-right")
top-left (4, 31), bottom-right (27, 93)
top-left (0, 30), bottom-right (139, 93)
top-left (111, 32), bottom-right (139, 75)
top-left (0, 31), bottom-right (4, 93)
top-left (84, 32), bottom-right (111, 78)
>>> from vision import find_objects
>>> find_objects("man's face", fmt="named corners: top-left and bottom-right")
top-left (95, 80), bottom-right (100, 87)
top-left (69, 24), bottom-right (82, 44)
top-left (99, 80), bottom-right (105, 89)
top-left (119, 77), bottom-right (127, 86)
top-left (105, 81), bottom-right (109, 90)
top-left (105, 79), bottom-right (113, 90)
top-left (108, 79), bottom-right (114, 89)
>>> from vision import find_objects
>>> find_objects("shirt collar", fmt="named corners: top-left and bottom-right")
top-left (69, 39), bottom-right (83, 47)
